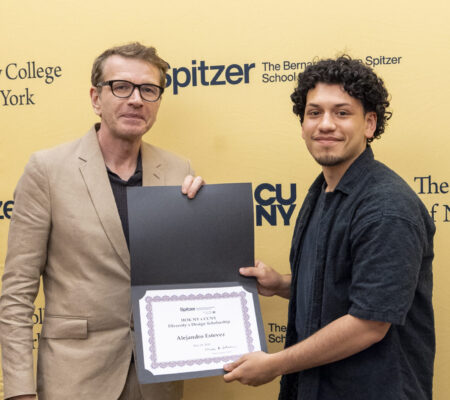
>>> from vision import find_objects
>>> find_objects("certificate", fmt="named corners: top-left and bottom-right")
top-left (128, 183), bottom-right (266, 383)
top-left (139, 286), bottom-right (262, 375)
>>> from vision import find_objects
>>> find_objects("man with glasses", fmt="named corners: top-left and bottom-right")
top-left (0, 42), bottom-right (203, 400)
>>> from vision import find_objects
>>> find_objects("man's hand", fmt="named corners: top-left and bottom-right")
top-left (239, 260), bottom-right (291, 298)
top-left (223, 315), bottom-right (390, 389)
top-left (181, 175), bottom-right (204, 199)
top-left (223, 351), bottom-right (279, 386)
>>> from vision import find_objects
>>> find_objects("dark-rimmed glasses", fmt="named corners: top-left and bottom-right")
top-left (97, 80), bottom-right (164, 102)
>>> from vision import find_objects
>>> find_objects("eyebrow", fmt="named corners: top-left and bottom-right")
top-left (306, 102), bottom-right (352, 108)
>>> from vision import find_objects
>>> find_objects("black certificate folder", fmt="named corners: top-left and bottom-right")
top-left (128, 183), bottom-right (267, 384)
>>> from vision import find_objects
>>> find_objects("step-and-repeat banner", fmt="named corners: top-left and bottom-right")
top-left (1, 1), bottom-right (449, 399)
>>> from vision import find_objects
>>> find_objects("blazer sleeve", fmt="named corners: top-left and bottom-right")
top-left (0, 152), bottom-right (51, 399)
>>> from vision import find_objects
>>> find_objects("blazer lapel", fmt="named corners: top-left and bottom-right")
top-left (141, 141), bottom-right (164, 186)
top-left (77, 127), bottom-right (130, 269)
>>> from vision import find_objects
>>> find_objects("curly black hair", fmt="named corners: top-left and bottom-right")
top-left (291, 55), bottom-right (391, 142)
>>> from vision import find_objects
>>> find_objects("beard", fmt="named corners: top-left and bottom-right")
top-left (312, 154), bottom-right (346, 167)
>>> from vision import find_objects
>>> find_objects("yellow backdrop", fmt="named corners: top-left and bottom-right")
top-left (1, 0), bottom-right (449, 398)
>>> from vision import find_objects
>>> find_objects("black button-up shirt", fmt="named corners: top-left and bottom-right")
top-left (280, 147), bottom-right (435, 400)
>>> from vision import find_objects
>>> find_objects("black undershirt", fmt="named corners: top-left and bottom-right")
top-left (106, 153), bottom-right (142, 248)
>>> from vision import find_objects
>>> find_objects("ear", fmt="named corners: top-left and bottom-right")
top-left (301, 127), bottom-right (306, 140)
top-left (90, 86), bottom-right (102, 117)
top-left (300, 119), bottom-right (306, 139)
top-left (364, 111), bottom-right (377, 140)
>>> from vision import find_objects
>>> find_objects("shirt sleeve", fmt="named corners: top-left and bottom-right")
top-left (348, 213), bottom-right (426, 325)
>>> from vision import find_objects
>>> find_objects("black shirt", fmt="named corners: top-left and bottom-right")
top-left (107, 153), bottom-right (142, 248)
top-left (280, 147), bottom-right (435, 400)
top-left (295, 186), bottom-right (326, 345)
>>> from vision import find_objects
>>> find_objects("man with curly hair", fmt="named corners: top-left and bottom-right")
top-left (224, 56), bottom-right (435, 400)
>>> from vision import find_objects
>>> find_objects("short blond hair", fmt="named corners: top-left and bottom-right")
top-left (91, 42), bottom-right (169, 88)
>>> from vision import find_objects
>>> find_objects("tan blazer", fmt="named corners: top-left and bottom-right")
top-left (0, 126), bottom-right (193, 400)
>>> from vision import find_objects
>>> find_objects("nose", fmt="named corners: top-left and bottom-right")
top-left (127, 86), bottom-right (143, 105)
top-left (318, 112), bottom-right (336, 131)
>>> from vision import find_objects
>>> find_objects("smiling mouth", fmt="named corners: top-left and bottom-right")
top-left (314, 137), bottom-right (343, 145)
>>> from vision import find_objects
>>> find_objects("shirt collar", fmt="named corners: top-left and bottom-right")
top-left (106, 151), bottom-right (142, 185)
top-left (334, 146), bottom-right (375, 195)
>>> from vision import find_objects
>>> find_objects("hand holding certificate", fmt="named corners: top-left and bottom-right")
top-left (128, 183), bottom-right (266, 383)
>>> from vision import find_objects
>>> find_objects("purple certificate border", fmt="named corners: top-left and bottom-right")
top-left (144, 291), bottom-right (255, 369)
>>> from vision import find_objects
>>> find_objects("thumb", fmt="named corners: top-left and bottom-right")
top-left (223, 355), bottom-right (246, 371)
top-left (239, 266), bottom-right (257, 277)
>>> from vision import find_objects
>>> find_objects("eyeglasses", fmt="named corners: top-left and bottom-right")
top-left (97, 80), bottom-right (164, 102)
